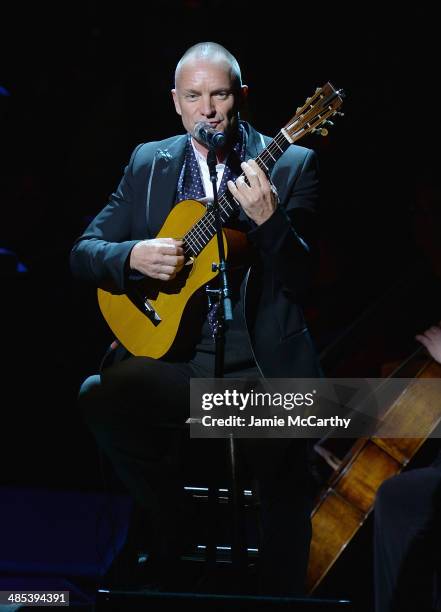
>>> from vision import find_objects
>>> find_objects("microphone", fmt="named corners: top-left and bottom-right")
top-left (193, 122), bottom-right (226, 149)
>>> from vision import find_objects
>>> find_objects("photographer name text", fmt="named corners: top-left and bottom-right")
top-left (201, 415), bottom-right (351, 428)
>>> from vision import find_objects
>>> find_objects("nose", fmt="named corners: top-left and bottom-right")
top-left (200, 94), bottom-right (216, 118)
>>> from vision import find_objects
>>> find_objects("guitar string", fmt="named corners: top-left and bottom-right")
top-left (184, 85), bottom-right (340, 251)
top-left (183, 88), bottom-right (341, 255)
top-left (184, 130), bottom-right (296, 255)
top-left (184, 132), bottom-right (290, 256)
top-left (184, 136), bottom-right (286, 256)
top-left (185, 132), bottom-right (287, 253)
top-left (185, 92), bottom-right (341, 254)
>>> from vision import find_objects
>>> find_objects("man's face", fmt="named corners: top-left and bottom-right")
top-left (172, 57), bottom-right (247, 148)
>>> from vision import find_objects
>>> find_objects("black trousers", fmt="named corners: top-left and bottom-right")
top-left (374, 463), bottom-right (441, 612)
top-left (79, 356), bottom-right (314, 595)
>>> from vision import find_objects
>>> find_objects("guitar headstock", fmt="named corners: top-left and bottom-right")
top-left (282, 82), bottom-right (345, 143)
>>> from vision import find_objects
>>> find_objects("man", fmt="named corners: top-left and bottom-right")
top-left (71, 42), bottom-right (321, 595)
top-left (374, 322), bottom-right (441, 611)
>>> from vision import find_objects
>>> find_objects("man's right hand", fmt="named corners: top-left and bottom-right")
top-left (129, 238), bottom-right (184, 281)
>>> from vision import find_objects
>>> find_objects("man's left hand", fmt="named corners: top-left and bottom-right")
top-left (227, 160), bottom-right (278, 225)
top-left (416, 322), bottom-right (441, 365)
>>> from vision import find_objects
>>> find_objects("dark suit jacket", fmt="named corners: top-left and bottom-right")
top-left (70, 122), bottom-right (321, 378)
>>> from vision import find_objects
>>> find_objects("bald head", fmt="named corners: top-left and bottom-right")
top-left (174, 42), bottom-right (242, 91)
top-left (171, 42), bottom-right (248, 152)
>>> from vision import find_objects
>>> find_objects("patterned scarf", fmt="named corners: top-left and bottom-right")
top-left (175, 123), bottom-right (247, 204)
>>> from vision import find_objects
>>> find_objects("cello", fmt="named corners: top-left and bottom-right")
top-left (307, 348), bottom-right (441, 593)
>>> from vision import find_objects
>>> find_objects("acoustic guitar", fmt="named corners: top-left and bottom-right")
top-left (98, 82), bottom-right (345, 358)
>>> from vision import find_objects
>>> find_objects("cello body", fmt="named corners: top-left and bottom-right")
top-left (307, 352), bottom-right (441, 593)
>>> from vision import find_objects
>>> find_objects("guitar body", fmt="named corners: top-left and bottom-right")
top-left (97, 199), bottom-right (227, 358)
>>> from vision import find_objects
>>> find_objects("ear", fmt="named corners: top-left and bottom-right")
top-left (171, 89), bottom-right (182, 116)
top-left (237, 85), bottom-right (248, 110)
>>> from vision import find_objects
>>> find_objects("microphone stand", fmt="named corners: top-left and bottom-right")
top-left (205, 144), bottom-right (247, 576)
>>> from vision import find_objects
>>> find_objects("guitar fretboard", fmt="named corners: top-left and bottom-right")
top-left (183, 130), bottom-right (291, 258)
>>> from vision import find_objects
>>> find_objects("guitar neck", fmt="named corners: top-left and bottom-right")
top-left (183, 130), bottom-right (291, 258)
top-left (183, 82), bottom-right (345, 259)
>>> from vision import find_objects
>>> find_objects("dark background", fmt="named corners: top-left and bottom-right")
top-left (1, 1), bottom-right (439, 606)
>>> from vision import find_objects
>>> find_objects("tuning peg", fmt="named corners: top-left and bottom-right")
top-left (311, 127), bottom-right (329, 137)
top-left (323, 120), bottom-right (334, 128)
top-left (334, 111), bottom-right (344, 117)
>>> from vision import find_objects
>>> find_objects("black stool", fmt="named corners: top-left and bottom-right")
top-left (178, 427), bottom-right (259, 574)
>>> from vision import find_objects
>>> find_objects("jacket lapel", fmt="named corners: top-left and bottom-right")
top-left (244, 122), bottom-right (268, 161)
top-left (147, 135), bottom-right (187, 236)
